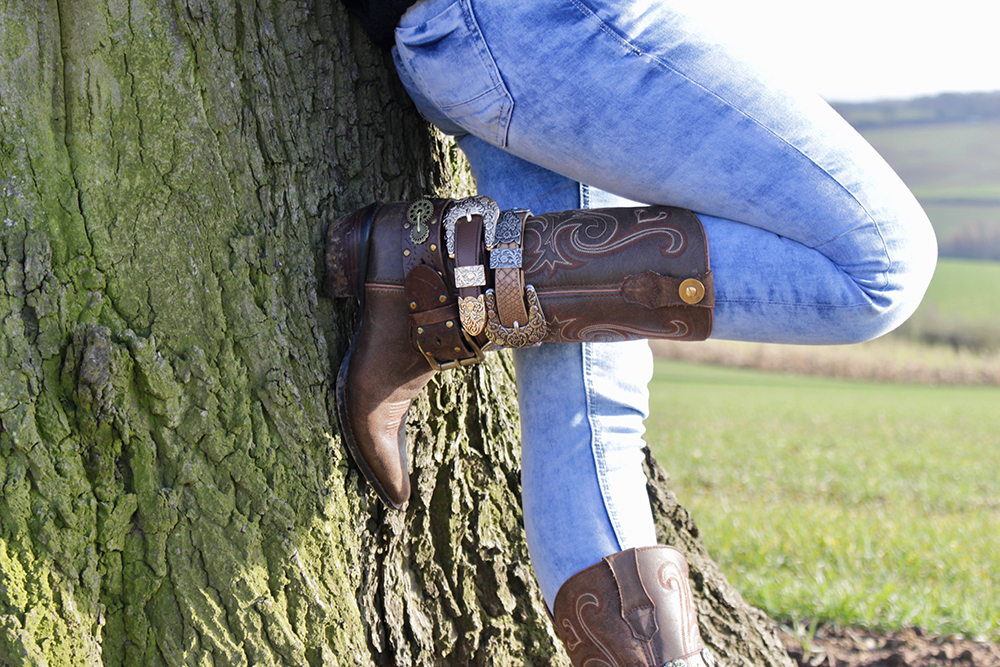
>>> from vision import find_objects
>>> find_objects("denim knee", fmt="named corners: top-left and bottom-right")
top-left (845, 199), bottom-right (938, 344)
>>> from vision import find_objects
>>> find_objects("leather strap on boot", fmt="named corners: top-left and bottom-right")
top-left (403, 198), bottom-right (484, 371)
top-left (403, 196), bottom-right (715, 371)
top-left (453, 207), bottom-right (488, 336)
top-left (553, 546), bottom-right (716, 667)
top-left (483, 206), bottom-right (550, 348)
top-left (489, 209), bottom-right (531, 328)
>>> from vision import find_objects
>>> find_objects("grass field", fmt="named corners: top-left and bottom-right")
top-left (893, 257), bottom-right (1000, 351)
top-left (916, 258), bottom-right (1000, 322)
top-left (642, 99), bottom-right (1000, 642)
top-left (859, 120), bottom-right (1000, 202)
top-left (645, 359), bottom-right (1000, 640)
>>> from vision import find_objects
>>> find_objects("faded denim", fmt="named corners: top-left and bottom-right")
top-left (392, 0), bottom-right (937, 606)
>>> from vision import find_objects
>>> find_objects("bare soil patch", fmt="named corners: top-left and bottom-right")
top-left (779, 626), bottom-right (1000, 667)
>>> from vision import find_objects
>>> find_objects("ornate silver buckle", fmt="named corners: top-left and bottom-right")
top-left (444, 196), bottom-right (500, 258)
top-left (483, 286), bottom-right (548, 348)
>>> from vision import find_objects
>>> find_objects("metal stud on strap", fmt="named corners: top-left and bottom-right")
top-left (679, 278), bottom-right (706, 304)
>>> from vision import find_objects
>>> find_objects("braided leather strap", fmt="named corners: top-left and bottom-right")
top-left (489, 209), bottom-right (531, 328)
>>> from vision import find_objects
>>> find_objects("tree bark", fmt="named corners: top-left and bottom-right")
top-left (0, 1), bottom-right (793, 666)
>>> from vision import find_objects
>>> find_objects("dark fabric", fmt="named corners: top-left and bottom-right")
top-left (341, 0), bottom-right (418, 50)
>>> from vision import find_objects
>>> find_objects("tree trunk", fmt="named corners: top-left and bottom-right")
top-left (0, 2), bottom-right (793, 666)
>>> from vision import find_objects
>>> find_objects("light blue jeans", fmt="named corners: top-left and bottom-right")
top-left (391, 0), bottom-right (937, 607)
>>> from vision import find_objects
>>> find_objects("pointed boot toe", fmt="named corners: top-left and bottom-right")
top-left (334, 284), bottom-right (435, 509)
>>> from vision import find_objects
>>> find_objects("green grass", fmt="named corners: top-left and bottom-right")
top-left (893, 258), bottom-right (1000, 349)
top-left (860, 120), bottom-right (1000, 201)
top-left (919, 258), bottom-right (1000, 322)
top-left (645, 359), bottom-right (1000, 639)
top-left (858, 120), bottom-right (1000, 257)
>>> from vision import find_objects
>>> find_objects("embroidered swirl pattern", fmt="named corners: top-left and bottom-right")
top-left (658, 560), bottom-right (696, 656)
top-left (563, 593), bottom-right (621, 667)
top-left (548, 317), bottom-right (690, 343)
top-left (523, 208), bottom-right (687, 279)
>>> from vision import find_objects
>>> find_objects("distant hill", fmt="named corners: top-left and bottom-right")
top-left (826, 92), bottom-right (1000, 261)
top-left (831, 91), bottom-right (1000, 129)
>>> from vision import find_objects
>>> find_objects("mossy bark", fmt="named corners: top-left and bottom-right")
top-left (0, 2), bottom-right (792, 666)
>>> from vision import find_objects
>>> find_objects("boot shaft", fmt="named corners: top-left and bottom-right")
top-left (522, 206), bottom-right (713, 343)
top-left (553, 546), bottom-right (715, 667)
top-left (323, 196), bottom-right (714, 509)
top-left (325, 196), bottom-right (713, 371)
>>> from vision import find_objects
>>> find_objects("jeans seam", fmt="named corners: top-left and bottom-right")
top-left (461, 0), bottom-right (513, 147)
top-left (715, 298), bottom-right (876, 309)
top-left (394, 0), bottom-right (514, 146)
top-left (582, 342), bottom-right (625, 552)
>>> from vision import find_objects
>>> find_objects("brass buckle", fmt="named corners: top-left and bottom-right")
top-left (483, 286), bottom-right (548, 348)
top-left (416, 331), bottom-right (485, 372)
top-left (444, 196), bottom-right (500, 258)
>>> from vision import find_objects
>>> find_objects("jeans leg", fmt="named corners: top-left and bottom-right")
top-left (458, 138), bottom-right (657, 607)
top-left (514, 340), bottom-right (656, 609)
top-left (390, 0), bottom-right (938, 606)
top-left (392, 0), bottom-right (937, 344)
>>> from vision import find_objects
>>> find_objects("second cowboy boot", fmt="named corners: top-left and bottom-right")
top-left (552, 546), bottom-right (715, 667)
top-left (325, 196), bottom-right (714, 508)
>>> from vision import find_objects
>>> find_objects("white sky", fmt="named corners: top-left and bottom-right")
top-left (671, 0), bottom-right (1000, 102)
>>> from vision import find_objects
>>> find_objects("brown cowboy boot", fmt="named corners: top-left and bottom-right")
top-left (552, 546), bottom-right (716, 667)
top-left (325, 196), bottom-right (713, 508)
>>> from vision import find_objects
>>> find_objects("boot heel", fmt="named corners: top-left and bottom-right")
top-left (324, 203), bottom-right (379, 299)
